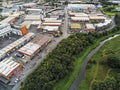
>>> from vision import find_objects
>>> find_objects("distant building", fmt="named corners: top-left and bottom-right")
top-left (67, 4), bottom-right (96, 12)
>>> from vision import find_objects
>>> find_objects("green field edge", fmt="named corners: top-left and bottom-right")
top-left (52, 30), bottom-right (120, 90)
top-left (77, 31), bottom-right (120, 90)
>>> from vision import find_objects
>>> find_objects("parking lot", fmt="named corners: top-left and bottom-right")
top-left (0, 34), bottom-right (21, 49)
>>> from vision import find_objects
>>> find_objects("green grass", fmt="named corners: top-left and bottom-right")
top-left (53, 30), bottom-right (120, 90)
top-left (77, 34), bottom-right (120, 90)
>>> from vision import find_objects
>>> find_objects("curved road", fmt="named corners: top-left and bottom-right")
top-left (69, 34), bottom-right (120, 90)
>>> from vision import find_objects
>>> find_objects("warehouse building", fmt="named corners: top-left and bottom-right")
top-left (43, 26), bottom-right (60, 34)
top-left (67, 4), bottom-right (96, 12)
top-left (0, 57), bottom-right (22, 79)
top-left (24, 15), bottom-right (42, 21)
top-left (0, 32), bottom-right (35, 60)
top-left (18, 34), bottom-right (51, 59)
top-left (95, 19), bottom-right (112, 31)
top-left (70, 23), bottom-right (81, 32)
top-left (18, 42), bottom-right (41, 59)
top-left (86, 24), bottom-right (95, 32)
top-left (71, 17), bottom-right (90, 22)
top-left (89, 15), bottom-right (105, 22)
top-left (0, 12), bottom-right (24, 25)
top-left (0, 24), bottom-right (22, 38)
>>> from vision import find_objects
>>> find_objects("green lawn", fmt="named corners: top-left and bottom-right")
top-left (77, 34), bottom-right (120, 90)
top-left (52, 30), bottom-right (120, 90)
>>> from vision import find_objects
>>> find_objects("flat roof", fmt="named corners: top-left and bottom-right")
top-left (44, 26), bottom-right (59, 31)
top-left (0, 12), bottom-right (23, 24)
top-left (69, 12), bottom-right (88, 17)
top-left (18, 42), bottom-right (41, 56)
top-left (42, 23), bottom-right (62, 26)
top-left (71, 23), bottom-right (81, 29)
top-left (71, 17), bottom-right (90, 21)
top-left (86, 24), bottom-right (95, 29)
top-left (31, 21), bottom-right (41, 25)
top-left (44, 20), bottom-right (62, 23)
top-left (89, 15), bottom-right (105, 20)
top-left (24, 15), bottom-right (41, 21)
top-left (26, 8), bottom-right (42, 12)
top-left (0, 57), bottom-right (21, 79)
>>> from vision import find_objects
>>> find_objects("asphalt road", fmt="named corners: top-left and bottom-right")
top-left (69, 34), bottom-right (120, 90)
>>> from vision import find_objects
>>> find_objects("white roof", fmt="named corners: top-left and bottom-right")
top-left (44, 26), bottom-right (59, 31)
top-left (0, 57), bottom-right (21, 78)
top-left (23, 3), bottom-right (36, 7)
top-left (26, 8), bottom-right (42, 12)
top-left (24, 15), bottom-right (41, 21)
top-left (67, 4), bottom-right (96, 10)
top-left (18, 42), bottom-right (41, 56)
top-left (44, 20), bottom-right (62, 23)
top-left (71, 17), bottom-right (90, 21)
top-left (89, 15), bottom-right (105, 20)
top-left (20, 21), bottom-right (32, 29)
top-left (31, 21), bottom-right (41, 25)
top-left (69, 12), bottom-right (88, 17)
top-left (42, 22), bottom-right (62, 26)
top-left (44, 18), bottom-right (57, 21)
top-left (0, 12), bottom-right (23, 24)
top-left (86, 24), bottom-right (95, 29)
top-left (95, 19), bottom-right (112, 27)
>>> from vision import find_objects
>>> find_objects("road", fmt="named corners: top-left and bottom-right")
top-left (12, 6), bottom-right (69, 90)
top-left (69, 34), bottom-right (120, 90)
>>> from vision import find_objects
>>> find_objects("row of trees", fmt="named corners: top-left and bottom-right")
top-left (20, 14), bottom-right (120, 90)
top-left (114, 14), bottom-right (120, 26)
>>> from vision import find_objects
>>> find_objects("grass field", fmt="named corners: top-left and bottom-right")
top-left (52, 30), bottom-right (120, 90)
top-left (77, 35), bottom-right (120, 90)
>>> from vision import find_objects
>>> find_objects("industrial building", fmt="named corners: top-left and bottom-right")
top-left (0, 32), bottom-right (35, 60)
top-left (0, 24), bottom-right (22, 38)
top-left (18, 34), bottom-right (51, 59)
top-left (70, 23), bottom-right (81, 32)
top-left (67, 4), bottom-right (96, 12)
top-left (86, 24), bottom-right (95, 32)
top-left (95, 19), bottom-right (112, 31)
top-left (0, 57), bottom-right (22, 79)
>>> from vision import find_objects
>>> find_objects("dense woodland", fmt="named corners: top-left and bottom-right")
top-left (92, 56), bottom-right (120, 90)
top-left (20, 14), bottom-right (120, 90)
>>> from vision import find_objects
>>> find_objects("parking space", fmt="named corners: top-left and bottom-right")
top-left (0, 34), bottom-right (21, 49)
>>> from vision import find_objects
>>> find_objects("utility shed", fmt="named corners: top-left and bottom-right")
top-left (0, 57), bottom-right (22, 79)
